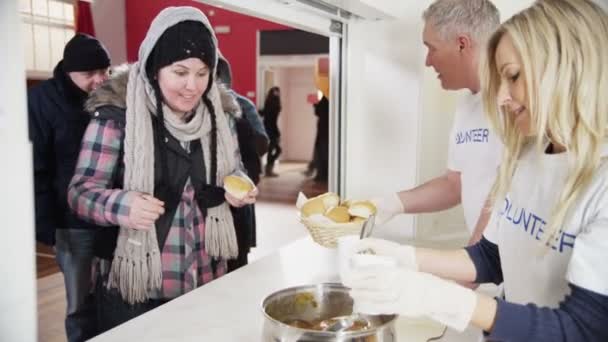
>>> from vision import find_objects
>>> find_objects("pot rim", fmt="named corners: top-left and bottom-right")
top-left (260, 283), bottom-right (398, 337)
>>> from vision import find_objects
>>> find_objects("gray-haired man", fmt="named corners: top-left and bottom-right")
top-left (373, 0), bottom-right (502, 244)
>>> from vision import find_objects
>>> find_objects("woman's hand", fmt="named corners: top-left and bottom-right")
top-left (127, 192), bottom-right (165, 230)
top-left (342, 255), bottom-right (480, 332)
top-left (225, 187), bottom-right (258, 207)
top-left (353, 238), bottom-right (418, 270)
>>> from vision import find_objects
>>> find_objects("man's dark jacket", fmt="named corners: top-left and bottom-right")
top-left (28, 61), bottom-right (99, 245)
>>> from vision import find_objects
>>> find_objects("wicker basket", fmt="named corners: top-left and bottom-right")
top-left (299, 216), bottom-right (365, 248)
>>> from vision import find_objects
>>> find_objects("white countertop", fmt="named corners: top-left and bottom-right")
top-left (91, 237), bottom-right (481, 341)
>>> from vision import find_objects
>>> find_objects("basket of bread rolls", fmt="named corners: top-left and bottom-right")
top-left (297, 192), bottom-right (376, 248)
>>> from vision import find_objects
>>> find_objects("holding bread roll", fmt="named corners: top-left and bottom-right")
top-left (223, 174), bottom-right (255, 200)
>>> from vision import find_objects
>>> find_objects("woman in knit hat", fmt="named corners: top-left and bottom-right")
top-left (68, 7), bottom-right (256, 331)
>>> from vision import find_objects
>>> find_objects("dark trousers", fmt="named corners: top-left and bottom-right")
top-left (55, 229), bottom-right (98, 342)
top-left (227, 204), bottom-right (255, 272)
top-left (266, 138), bottom-right (282, 173)
top-left (313, 130), bottom-right (328, 182)
top-left (227, 250), bottom-right (249, 271)
top-left (95, 265), bottom-right (168, 334)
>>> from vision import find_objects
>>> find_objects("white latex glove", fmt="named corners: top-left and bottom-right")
top-left (342, 255), bottom-right (477, 332)
top-left (353, 238), bottom-right (418, 271)
top-left (371, 193), bottom-right (404, 226)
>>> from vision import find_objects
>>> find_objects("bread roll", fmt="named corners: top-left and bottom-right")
top-left (325, 206), bottom-right (350, 223)
top-left (301, 197), bottom-right (327, 217)
top-left (223, 175), bottom-right (254, 199)
top-left (348, 201), bottom-right (377, 219)
top-left (318, 192), bottom-right (340, 210)
top-left (302, 192), bottom-right (339, 217)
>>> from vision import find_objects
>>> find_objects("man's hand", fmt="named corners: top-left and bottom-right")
top-left (127, 192), bottom-right (165, 230)
top-left (370, 193), bottom-right (404, 226)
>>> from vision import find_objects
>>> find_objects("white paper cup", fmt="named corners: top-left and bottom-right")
top-left (337, 235), bottom-right (360, 281)
top-left (350, 253), bottom-right (397, 268)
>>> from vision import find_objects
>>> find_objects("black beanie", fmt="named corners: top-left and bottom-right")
top-left (145, 20), bottom-right (216, 82)
top-left (63, 33), bottom-right (111, 72)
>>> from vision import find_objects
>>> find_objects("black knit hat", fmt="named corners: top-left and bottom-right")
top-left (145, 20), bottom-right (216, 81)
top-left (63, 33), bottom-right (111, 72)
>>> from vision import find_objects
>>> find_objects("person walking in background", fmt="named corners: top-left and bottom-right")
top-left (261, 86), bottom-right (282, 177)
top-left (216, 54), bottom-right (266, 270)
top-left (68, 7), bottom-right (257, 331)
top-left (312, 95), bottom-right (329, 183)
top-left (28, 33), bottom-right (111, 342)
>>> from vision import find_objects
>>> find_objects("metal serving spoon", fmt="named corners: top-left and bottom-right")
top-left (325, 216), bottom-right (377, 333)
top-left (359, 214), bottom-right (376, 240)
top-left (322, 315), bottom-right (369, 332)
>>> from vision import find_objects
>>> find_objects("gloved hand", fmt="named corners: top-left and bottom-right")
top-left (342, 254), bottom-right (477, 332)
top-left (352, 238), bottom-right (418, 271)
top-left (371, 193), bottom-right (404, 226)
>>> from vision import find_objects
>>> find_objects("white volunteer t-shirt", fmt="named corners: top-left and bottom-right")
top-left (448, 93), bottom-right (502, 232)
top-left (485, 144), bottom-right (608, 307)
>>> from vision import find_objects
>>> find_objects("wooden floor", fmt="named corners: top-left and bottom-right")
top-left (37, 273), bottom-right (67, 342)
top-left (256, 161), bottom-right (328, 203)
top-left (36, 243), bottom-right (60, 278)
top-left (36, 161), bottom-right (321, 342)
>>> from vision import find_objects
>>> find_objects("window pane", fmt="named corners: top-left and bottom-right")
top-left (48, 0), bottom-right (64, 22)
top-left (32, 0), bottom-right (48, 17)
top-left (33, 24), bottom-right (51, 71)
top-left (22, 22), bottom-right (35, 71)
top-left (20, 0), bottom-right (32, 14)
top-left (64, 3), bottom-right (74, 24)
top-left (50, 26), bottom-right (65, 68)
top-left (65, 28), bottom-right (75, 46)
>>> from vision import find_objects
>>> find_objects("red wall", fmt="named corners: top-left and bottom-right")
top-left (125, 0), bottom-right (289, 104)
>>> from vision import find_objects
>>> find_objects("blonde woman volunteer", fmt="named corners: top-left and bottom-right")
top-left (343, 0), bottom-right (608, 340)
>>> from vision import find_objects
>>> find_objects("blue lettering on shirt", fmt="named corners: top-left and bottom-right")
top-left (455, 128), bottom-right (490, 144)
top-left (498, 198), bottom-right (576, 253)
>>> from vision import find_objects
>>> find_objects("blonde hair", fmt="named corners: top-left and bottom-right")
top-left (423, 0), bottom-right (500, 45)
top-left (482, 0), bottom-right (608, 248)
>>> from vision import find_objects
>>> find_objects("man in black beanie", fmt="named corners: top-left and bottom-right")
top-left (27, 33), bottom-right (110, 342)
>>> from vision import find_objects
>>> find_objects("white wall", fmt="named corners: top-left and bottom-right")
top-left (0, 1), bottom-right (37, 341)
top-left (92, 0), bottom-right (128, 65)
top-left (342, 7), bottom-right (430, 243)
top-left (259, 55), bottom-right (326, 162)
top-left (414, 72), bottom-right (466, 241)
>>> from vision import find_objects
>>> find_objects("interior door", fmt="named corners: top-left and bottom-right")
top-left (197, 0), bottom-right (345, 194)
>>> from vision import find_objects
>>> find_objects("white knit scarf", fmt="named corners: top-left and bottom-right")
top-left (107, 7), bottom-right (239, 304)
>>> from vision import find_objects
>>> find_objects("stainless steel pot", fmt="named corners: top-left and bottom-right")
top-left (262, 283), bottom-right (397, 342)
